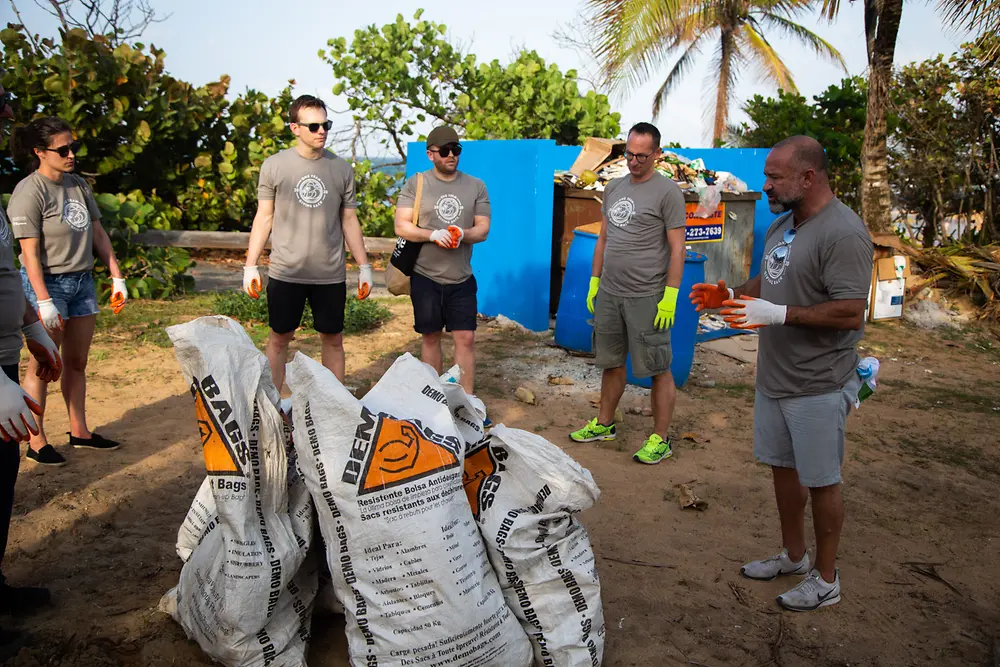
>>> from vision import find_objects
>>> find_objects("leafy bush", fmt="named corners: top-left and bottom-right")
top-left (212, 291), bottom-right (391, 334)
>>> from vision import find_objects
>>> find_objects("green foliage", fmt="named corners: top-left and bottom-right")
top-left (324, 11), bottom-right (620, 159)
top-left (93, 190), bottom-right (194, 299)
top-left (733, 77), bottom-right (869, 209)
top-left (352, 159), bottom-right (405, 237)
top-left (213, 291), bottom-right (392, 334)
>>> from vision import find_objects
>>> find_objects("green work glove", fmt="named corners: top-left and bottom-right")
top-left (586, 277), bottom-right (600, 315)
top-left (654, 286), bottom-right (679, 330)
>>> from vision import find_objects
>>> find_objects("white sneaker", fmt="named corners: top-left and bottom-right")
top-left (777, 569), bottom-right (841, 611)
top-left (740, 549), bottom-right (811, 581)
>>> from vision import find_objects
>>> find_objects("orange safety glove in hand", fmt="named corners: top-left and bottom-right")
top-left (586, 277), bottom-right (600, 315)
top-left (21, 320), bottom-right (62, 383)
top-left (358, 264), bottom-right (373, 300)
top-left (654, 286), bottom-right (679, 330)
top-left (429, 229), bottom-right (455, 249)
top-left (37, 299), bottom-right (64, 333)
top-left (689, 280), bottom-right (733, 312)
top-left (0, 372), bottom-right (41, 443)
top-left (447, 225), bottom-right (465, 248)
top-left (243, 266), bottom-right (263, 299)
top-left (110, 277), bottom-right (128, 314)
top-left (720, 296), bottom-right (787, 329)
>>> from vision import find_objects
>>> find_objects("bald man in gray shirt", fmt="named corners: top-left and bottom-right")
top-left (692, 136), bottom-right (873, 612)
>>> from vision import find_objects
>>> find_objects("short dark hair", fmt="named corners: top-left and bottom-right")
top-left (773, 135), bottom-right (828, 174)
top-left (13, 116), bottom-right (74, 172)
top-left (289, 95), bottom-right (326, 124)
top-left (628, 122), bottom-right (661, 148)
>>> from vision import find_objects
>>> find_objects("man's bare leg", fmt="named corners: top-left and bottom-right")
top-left (319, 332), bottom-right (346, 383)
top-left (772, 466), bottom-right (809, 563)
top-left (650, 371), bottom-right (676, 438)
top-left (452, 330), bottom-right (475, 394)
top-left (266, 330), bottom-right (295, 392)
top-left (421, 332), bottom-right (443, 375)
top-left (810, 483), bottom-right (844, 582)
top-left (598, 367), bottom-right (627, 426)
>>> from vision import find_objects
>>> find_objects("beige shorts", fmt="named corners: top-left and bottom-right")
top-left (592, 289), bottom-right (671, 379)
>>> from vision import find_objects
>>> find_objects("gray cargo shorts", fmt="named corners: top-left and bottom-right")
top-left (752, 372), bottom-right (863, 488)
top-left (592, 289), bottom-right (671, 379)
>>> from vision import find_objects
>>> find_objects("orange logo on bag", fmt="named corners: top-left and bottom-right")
top-left (359, 417), bottom-right (460, 494)
top-left (462, 442), bottom-right (498, 519)
top-left (193, 382), bottom-right (243, 477)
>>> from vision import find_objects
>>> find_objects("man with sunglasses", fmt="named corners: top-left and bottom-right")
top-left (244, 95), bottom-right (372, 391)
top-left (690, 136), bottom-right (873, 612)
top-left (394, 126), bottom-right (490, 394)
top-left (569, 122), bottom-right (686, 465)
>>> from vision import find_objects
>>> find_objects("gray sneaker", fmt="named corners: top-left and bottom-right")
top-left (740, 549), bottom-right (810, 581)
top-left (777, 569), bottom-right (841, 611)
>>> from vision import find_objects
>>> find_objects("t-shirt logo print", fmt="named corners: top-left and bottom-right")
top-left (608, 196), bottom-right (636, 227)
top-left (294, 174), bottom-right (328, 208)
top-left (61, 199), bottom-right (91, 232)
top-left (764, 240), bottom-right (792, 285)
top-left (434, 194), bottom-right (464, 224)
top-left (0, 209), bottom-right (11, 248)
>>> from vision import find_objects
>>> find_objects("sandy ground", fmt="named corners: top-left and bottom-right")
top-left (3, 295), bottom-right (999, 666)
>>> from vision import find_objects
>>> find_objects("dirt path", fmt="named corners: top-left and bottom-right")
top-left (4, 300), bottom-right (999, 666)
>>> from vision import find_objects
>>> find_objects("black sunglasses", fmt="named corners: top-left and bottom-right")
top-left (296, 120), bottom-right (333, 133)
top-left (430, 143), bottom-right (462, 158)
top-left (44, 141), bottom-right (81, 158)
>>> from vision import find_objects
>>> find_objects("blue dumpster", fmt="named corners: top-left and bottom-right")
top-left (554, 226), bottom-right (706, 388)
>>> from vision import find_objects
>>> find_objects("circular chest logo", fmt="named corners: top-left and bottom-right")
top-left (607, 197), bottom-right (635, 227)
top-left (764, 242), bottom-right (791, 285)
top-left (434, 194), bottom-right (464, 224)
top-left (62, 199), bottom-right (91, 232)
top-left (0, 210), bottom-right (11, 248)
top-left (295, 175), bottom-right (328, 208)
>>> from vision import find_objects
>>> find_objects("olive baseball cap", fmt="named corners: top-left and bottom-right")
top-left (426, 126), bottom-right (460, 148)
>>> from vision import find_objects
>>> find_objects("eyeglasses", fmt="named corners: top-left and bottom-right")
top-left (44, 141), bottom-right (81, 158)
top-left (625, 150), bottom-right (653, 164)
top-left (430, 144), bottom-right (462, 158)
top-left (296, 120), bottom-right (332, 133)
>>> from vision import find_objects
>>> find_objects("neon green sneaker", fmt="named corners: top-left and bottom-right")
top-left (633, 434), bottom-right (673, 464)
top-left (569, 418), bottom-right (616, 443)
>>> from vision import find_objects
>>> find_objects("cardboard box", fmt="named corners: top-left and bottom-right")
top-left (869, 255), bottom-right (910, 321)
top-left (570, 138), bottom-right (625, 176)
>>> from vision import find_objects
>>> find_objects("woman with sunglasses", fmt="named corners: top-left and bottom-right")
top-left (7, 116), bottom-right (128, 466)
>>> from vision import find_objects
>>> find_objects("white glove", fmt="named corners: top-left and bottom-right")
top-left (110, 277), bottom-right (128, 314)
top-left (720, 296), bottom-right (787, 329)
top-left (358, 264), bottom-right (373, 300)
top-left (21, 320), bottom-right (62, 383)
top-left (447, 225), bottom-right (465, 248)
top-left (37, 299), bottom-right (64, 332)
top-left (243, 266), bottom-right (262, 299)
top-left (429, 229), bottom-right (455, 249)
top-left (0, 373), bottom-right (40, 442)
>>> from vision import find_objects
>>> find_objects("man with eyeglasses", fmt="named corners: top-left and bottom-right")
top-left (569, 122), bottom-right (686, 465)
top-left (690, 136), bottom-right (873, 612)
top-left (394, 126), bottom-right (490, 394)
top-left (244, 95), bottom-right (373, 391)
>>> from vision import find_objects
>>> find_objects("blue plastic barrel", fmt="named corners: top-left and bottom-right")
top-left (554, 227), bottom-right (706, 388)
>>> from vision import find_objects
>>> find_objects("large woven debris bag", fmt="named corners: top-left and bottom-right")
top-left (463, 425), bottom-right (606, 667)
top-left (160, 316), bottom-right (315, 667)
top-left (288, 352), bottom-right (533, 667)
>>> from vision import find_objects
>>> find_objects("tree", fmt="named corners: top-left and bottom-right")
top-left (820, 0), bottom-right (999, 233)
top-left (586, 0), bottom-right (846, 142)
top-left (733, 77), bottom-right (868, 208)
top-left (324, 10), bottom-right (621, 162)
top-left (10, 0), bottom-right (169, 46)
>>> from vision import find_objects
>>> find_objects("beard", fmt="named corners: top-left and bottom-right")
top-left (767, 191), bottom-right (802, 214)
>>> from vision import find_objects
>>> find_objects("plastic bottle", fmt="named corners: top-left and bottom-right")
top-left (855, 357), bottom-right (880, 407)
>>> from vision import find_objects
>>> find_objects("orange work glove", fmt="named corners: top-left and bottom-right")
top-left (689, 280), bottom-right (733, 312)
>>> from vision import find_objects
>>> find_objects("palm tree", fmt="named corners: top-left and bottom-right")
top-left (818, 0), bottom-right (999, 233)
top-left (588, 0), bottom-right (846, 142)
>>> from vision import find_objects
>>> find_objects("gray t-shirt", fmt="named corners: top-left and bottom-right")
top-left (600, 172), bottom-right (686, 297)
top-left (0, 203), bottom-right (25, 367)
top-left (757, 198), bottom-right (874, 398)
top-left (258, 148), bottom-right (357, 285)
top-left (9, 171), bottom-right (99, 274)
top-left (397, 170), bottom-right (491, 285)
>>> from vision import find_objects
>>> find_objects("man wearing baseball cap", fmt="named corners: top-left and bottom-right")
top-left (394, 126), bottom-right (491, 394)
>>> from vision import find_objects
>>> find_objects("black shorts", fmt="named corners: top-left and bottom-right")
top-left (267, 278), bottom-right (346, 335)
top-left (410, 273), bottom-right (478, 334)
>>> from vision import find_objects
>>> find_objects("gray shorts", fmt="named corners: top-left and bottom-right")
top-left (753, 373), bottom-right (862, 488)
top-left (592, 289), bottom-right (671, 379)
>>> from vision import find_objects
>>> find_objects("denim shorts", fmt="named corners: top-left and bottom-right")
top-left (20, 268), bottom-right (100, 320)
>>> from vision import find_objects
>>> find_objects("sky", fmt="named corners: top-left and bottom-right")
top-left (8, 0), bottom-right (968, 152)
